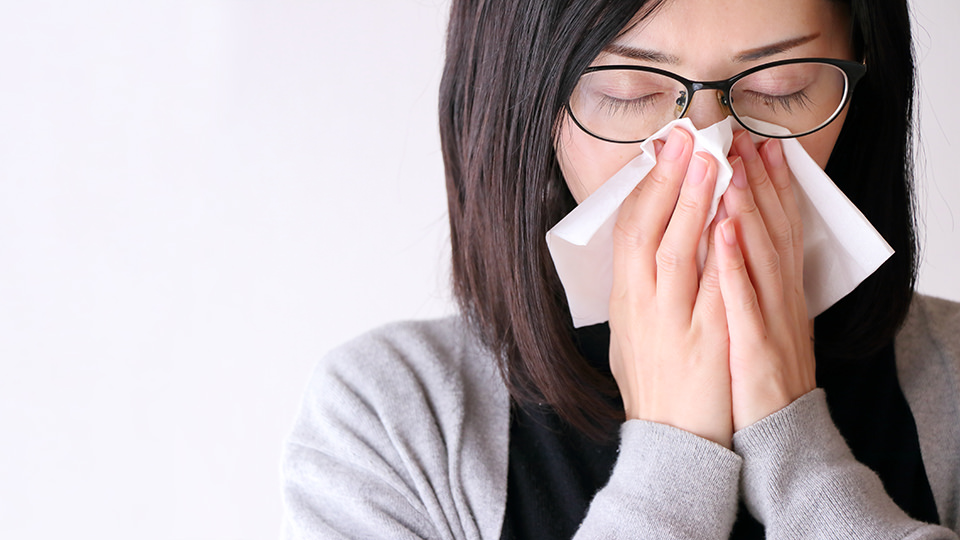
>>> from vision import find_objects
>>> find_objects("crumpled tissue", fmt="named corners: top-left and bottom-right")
top-left (546, 116), bottom-right (893, 328)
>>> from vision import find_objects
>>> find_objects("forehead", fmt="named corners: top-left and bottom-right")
top-left (606, 0), bottom-right (851, 75)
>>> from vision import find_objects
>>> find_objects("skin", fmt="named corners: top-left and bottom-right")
top-left (554, 0), bottom-right (856, 447)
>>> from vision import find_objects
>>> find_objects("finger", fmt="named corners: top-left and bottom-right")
top-left (613, 127), bottom-right (694, 297)
top-left (656, 152), bottom-right (718, 314)
top-left (694, 217), bottom-right (727, 330)
top-left (732, 130), bottom-right (796, 290)
top-left (716, 218), bottom-right (765, 339)
top-left (722, 157), bottom-right (785, 313)
top-left (760, 138), bottom-right (805, 300)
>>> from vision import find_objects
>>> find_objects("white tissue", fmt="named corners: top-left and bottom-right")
top-left (546, 117), bottom-right (893, 328)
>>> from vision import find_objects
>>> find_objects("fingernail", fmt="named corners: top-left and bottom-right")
top-left (687, 153), bottom-right (709, 186)
top-left (764, 139), bottom-right (784, 168)
top-left (730, 157), bottom-right (747, 189)
top-left (661, 128), bottom-right (687, 160)
top-left (720, 219), bottom-right (737, 246)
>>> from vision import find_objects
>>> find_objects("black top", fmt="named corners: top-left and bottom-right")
top-left (499, 323), bottom-right (939, 540)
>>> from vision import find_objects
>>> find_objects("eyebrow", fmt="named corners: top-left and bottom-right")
top-left (603, 32), bottom-right (821, 65)
top-left (733, 33), bottom-right (821, 62)
top-left (602, 43), bottom-right (681, 64)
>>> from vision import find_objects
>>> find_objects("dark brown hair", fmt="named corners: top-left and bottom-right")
top-left (439, 0), bottom-right (917, 439)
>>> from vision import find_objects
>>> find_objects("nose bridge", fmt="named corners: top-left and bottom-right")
top-left (683, 84), bottom-right (731, 131)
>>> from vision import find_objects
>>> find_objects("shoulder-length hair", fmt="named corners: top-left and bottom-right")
top-left (439, 0), bottom-right (917, 439)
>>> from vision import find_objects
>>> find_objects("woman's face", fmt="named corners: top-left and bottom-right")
top-left (556, 0), bottom-right (855, 203)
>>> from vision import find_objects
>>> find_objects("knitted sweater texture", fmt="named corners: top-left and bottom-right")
top-left (281, 294), bottom-right (960, 539)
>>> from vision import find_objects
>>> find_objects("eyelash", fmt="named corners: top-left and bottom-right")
top-left (597, 93), bottom-right (659, 114)
top-left (740, 89), bottom-right (813, 113)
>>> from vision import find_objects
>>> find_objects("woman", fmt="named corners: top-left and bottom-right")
top-left (282, 0), bottom-right (960, 538)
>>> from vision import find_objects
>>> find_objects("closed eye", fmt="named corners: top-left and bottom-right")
top-left (596, 93), bottom-right (663, 115)
top-left (738, 89), bottom-right (813, 114)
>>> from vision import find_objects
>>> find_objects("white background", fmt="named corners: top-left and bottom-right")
top-left (0, 1), bottom-right (955, 538)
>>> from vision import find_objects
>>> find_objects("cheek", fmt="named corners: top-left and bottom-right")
top-left (556, 116), bottom-right (646, 203)
top-left (796, 108), bottom-right (848, 169)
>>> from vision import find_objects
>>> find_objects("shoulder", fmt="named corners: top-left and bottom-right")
top-left (895, 293), bottom-right (960, 531)
top-left (281, 316), bottom-right (511, 539)
top-left (896, 293), bottom-right (960, 379)
top-left (316, 316), bottom-right (480, 396)
top-left (292, 315), bottom-right (507, 449)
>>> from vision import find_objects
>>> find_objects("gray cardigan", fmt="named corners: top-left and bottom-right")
top-left (281, 294), bottom-right (960, 539)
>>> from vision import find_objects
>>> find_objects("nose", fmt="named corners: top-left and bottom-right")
top-left (681, 89), bottom-right (732, 131)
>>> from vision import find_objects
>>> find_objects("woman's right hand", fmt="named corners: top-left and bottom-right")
top-left (608, 127), bottom-right (734, 448)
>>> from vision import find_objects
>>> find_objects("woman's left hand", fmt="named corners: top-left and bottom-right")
top-left (716, 130), bottom-right (816, 432)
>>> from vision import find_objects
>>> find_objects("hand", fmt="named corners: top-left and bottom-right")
top-left (609, 127), bottom-right (733, 448)
top-left (716, 130), bottom-right (816, 432)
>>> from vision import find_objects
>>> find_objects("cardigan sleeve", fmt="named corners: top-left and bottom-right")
top-left (279, 318), bottom-right (510, 540)
top-left (574, 421), bottom-right (743, 539)
top-left (280, 343), bottom-right (443, 539)
top-left (733, 389), bottom-right (959, 540)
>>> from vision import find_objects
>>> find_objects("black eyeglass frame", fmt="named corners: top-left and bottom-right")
top-left (566, 57), bottom-right (867, 144)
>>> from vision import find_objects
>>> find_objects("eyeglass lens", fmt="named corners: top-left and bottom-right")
top-left (569, 62), bottom-right (848, 142)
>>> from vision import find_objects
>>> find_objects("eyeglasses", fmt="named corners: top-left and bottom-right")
top-left (567, 58), bottom-right (866, 143)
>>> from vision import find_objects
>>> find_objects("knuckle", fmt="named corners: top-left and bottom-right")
top-left (725, 255), bottom-right (748, 275)
top-left (741, 199), bottom-right (761, 219)
top-left (609, 279), bottom-right (630, 303)
top-left (740, 290), bottom-right (761, 314)
top-left (674, 192), bottom-right (701, 218)
top-left (750, 168), bottom-right (774, 190)
top-left (729, 188), bottom-right (759, 216)
top-left (646, 163), bottom-right (684, 194)
top-left (655, 245), bottom-right (684, 274)
top-left (645, 169), bottom-right (674, 194)
top-left (772, 169), bottom-right (793, 191)
top-left (613, 220), bottom-right (651, 251)
top-left (612, 195), bottom-right (644, 247)
top-left (760, 250), bottom-right (781, 276)
top-left (790, 215), bottom-right (804, 243)
top-left (700, 266), bottom-right (721, 295)
top-left (771, 217), bottom-right (793, 250)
